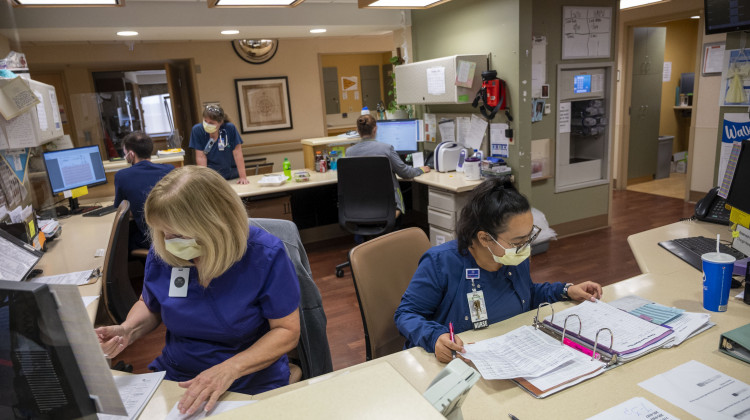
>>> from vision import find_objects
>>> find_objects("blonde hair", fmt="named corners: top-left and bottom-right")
top-left (145, 166), bottom-right (249, 286)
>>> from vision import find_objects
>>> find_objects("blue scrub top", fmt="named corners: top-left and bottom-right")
top-left (189, 122), bottom-right (243, 180)
top-left (142, 227), bottom-right (301, 395)
top-left (114, 160), bottom-right (174, 248)
top-left (394, 240), bottom-right (566, 354)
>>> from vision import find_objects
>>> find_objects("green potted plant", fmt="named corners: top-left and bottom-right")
top-left (386, 55), bottom-right (411, 120)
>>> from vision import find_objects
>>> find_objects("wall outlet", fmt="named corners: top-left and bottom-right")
top-left (544, 104), bottom-right (551, 114)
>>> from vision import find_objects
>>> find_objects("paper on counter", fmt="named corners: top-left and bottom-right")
top-left (95, 248), bottom-right (106, 257)
top-left (164, 400), bottom-right (256, 419)
top-left (463, 325), bottom-right (576, 380)
top-left (98, 371), bottom-right (166, 420)
top-left (412, 152), bottom-right (424, 168)
top-left (661, 312), bottom-right (713, 348)
top-left (585, 397), bottom-right (679, 420)
top-left (30, 269), bottom-right (95, 286)
top-left (639, 360), bottom-right (750, 420)
top-left (82, 295), bottom-right (99, 308)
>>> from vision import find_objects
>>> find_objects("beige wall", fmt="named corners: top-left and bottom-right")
top-left (321, 52), bottom-right (391, 117)
top-left (660, 19), bottom-right (699, 153)
top-left (0, 34), bottom-right (10, 58)
top-left (21, 35), bottom-right (395, 171)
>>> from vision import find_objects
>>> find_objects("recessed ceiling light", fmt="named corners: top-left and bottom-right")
top-left (619, 0), bottom-right (665, 9)
top-left (14, 0), bottom-right (121, 5)
top-left (691, 15), bottom-right (700, 19)
top-left (209, 0), bottom-right (304, 6)
top-left (221, 30), bottom-right (240, 35)
top-left (364, 0), bottom-right (442, 6)
top-left (310, 29), bottom-right (327, 34)
top-left (116, 31), bottom-right (139, 37)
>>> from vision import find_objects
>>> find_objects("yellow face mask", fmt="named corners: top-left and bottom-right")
top-left (203, 121), bottom-right (218, 134)
top-left (487, 236), bottom-right (531, 266)
top-left (164, 237), bottom-right (202, 260)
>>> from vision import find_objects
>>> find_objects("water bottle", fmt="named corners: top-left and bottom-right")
top-left (330, 150), bottom-right (338, 170)
top-left (361, 106), bottom-right (369, 116)
top-left (283, 157), bottom-right (291, 179)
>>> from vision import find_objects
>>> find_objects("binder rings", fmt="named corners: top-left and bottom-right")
top-left (719, 323), bottom-right (750, 364)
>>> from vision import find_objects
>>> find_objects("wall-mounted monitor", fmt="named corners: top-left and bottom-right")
top-left (705, 0), bottom-right (750, 34)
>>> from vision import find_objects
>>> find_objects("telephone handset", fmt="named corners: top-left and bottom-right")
top-left (694, 186), bottom-right (731, 225)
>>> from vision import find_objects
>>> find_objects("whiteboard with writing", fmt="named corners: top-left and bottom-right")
top-left (562, 6), bottom-right (612, 60)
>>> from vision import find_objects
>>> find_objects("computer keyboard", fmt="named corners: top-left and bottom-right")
top-left (82, 205), bottom-right (116, 217)
top-left (658, 236), bottom-right (748, 271)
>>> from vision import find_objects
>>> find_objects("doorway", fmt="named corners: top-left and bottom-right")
top-left (623, 19), bottom-right (699, 200)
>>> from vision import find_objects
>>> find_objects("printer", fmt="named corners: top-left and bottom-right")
top-left (434, 142), bottom-right (463, 173)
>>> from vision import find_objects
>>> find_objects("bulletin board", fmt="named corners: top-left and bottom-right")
top-left (562, 6), bottom-right (613, 60)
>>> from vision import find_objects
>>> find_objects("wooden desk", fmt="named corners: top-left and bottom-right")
top-left (37, 209), bottom-right (116, 324)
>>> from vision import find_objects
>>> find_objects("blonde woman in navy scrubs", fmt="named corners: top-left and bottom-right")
top-left (96, 166), bottom-right (300, 415)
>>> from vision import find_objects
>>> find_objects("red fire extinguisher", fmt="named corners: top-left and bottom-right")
top-left (472, 70), bottom-right (508, 120)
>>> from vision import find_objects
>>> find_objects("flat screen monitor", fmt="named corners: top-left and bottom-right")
top-left (574, 75), bottom-right (592, 94)
top-left (42, 146), bottom-right (107, 215)
top-left (705, 0), bottom-right (750, 34)
top-left (727, 140), bottom-right (750, 216)
top-left (376, 119), bottom-right (420, 153)
top-left (0, 280), bottom-right (125, 419)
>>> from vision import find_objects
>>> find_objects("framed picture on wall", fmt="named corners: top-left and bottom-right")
top-left (234, 77), bottom-right (293, 133)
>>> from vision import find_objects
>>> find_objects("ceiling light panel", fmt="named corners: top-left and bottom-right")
top-left (209, 0), bottom-right (304, 7)
top-left (358, 0), bottom-right (452, 9)
top-left (13, 0), bottom-right (121, 5)
top-left (619, 0), bottom-right (665, 10)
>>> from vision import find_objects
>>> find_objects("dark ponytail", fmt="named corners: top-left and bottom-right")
top-left (455, 177), bottom-right (530, 254)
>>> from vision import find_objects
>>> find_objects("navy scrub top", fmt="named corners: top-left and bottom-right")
top-left (189, 122), bottom-right (243, 180)
top-left (142, 227), bottom-right (301, 395)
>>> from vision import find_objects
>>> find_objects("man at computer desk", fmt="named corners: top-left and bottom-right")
top-left (115, 131), bottom-right (174, 250)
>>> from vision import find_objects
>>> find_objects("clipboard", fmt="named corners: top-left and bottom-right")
top-left (0, 228), bottom-right (43, 281)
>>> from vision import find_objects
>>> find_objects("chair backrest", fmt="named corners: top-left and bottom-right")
top-left (337, 156), bottom-right (396, 236)
top-left (101, 200), bottom-right (139, 325)
top-left (348, 227), bottom-right (431, 360)
top-left (248, 218), bottom-right (333, 380)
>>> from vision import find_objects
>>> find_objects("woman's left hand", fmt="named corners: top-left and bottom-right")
top-left (566, 281), bottom-right (603, 302)
top-left (237, 177), bottom-right (249, 185)
top-left (177, 363), bottom-right (238, 415)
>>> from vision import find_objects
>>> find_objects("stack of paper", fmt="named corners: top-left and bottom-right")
top-left (609, 295), bottom-right (714, 348)
top-left (30, 269), bottom-right (96, 286)
top-left (543, 300), bottom-right (674, 362)
top-left (38, 218), bottom-right (60, 237)
top-left (99, 371), bottom-right (166, 420)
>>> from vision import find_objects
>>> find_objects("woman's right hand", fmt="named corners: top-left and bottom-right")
top-left (95, 325), bottom-right (131, 359)
top-left (434, 332), bottom-right (465, 363)
top-left (421, 166), bottom-right (431, 173)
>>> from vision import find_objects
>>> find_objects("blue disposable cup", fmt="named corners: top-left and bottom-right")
top-left (701, 252), bottom-right (736, 312)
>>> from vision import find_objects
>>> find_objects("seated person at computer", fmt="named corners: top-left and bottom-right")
top-left (189, 105), bottom-right (248, 184)
top-left (96, 166), bottom-right (300, 415)
top-left (346, 114), bottom-right (430, 216)
top-left (394, 178), bottom-right (602, 363)
top-left (114, 131), bottom-right (174, 250)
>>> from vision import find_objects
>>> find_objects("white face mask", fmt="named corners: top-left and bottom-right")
top-left (164, 237), bottom-right (202, 260)
top-left (203, 121), bottom-right (218, 134)
top-left (487, 235), bottom-right (531, 266)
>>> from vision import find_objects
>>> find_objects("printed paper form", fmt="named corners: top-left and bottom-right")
top-left (49, 90), bottom-right (62, 127)
top-left (164, 400), bottom-right (256, 419)
top-left (0, 77), bottom-right (40, 120)
top-left (585, 397), bottom-right (679, 420)
top-left (544, 300), bottom-right (672, 354)
top-left (490, 123), bottom-right (509, 158)
top-left (455, 60), bottom-right (476, 88)
top-left (438, 120), bottom-right (455, 143)
top-left (31, 269), bottom-right (96, 286)
top-left (559, 102), bottom-right (571, 133)
top-left (464, 114), bottom-right (488, 151)
top-left (521, 352), bottom-right (605, 394)
top-left (426, 66), bottom-right (446, 95)
top-left (463, 325), bottom-right (576, 380)
top-left (639, 360), bottom-right (750, 420)
top-left (35, 91), bottom-right (48, 131)
top-left (2, 111), bottom-right (36, 148)
top-left (531, 36), bottom-right (547, 98)
top-left (0, 234), bottom-right (39, 281)
top-left (98, 371), bottom-right (166, 420)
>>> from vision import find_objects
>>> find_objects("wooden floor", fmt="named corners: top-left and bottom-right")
top-left (113, 189), bottom-right (695, 374)
top-left (626, 172), bottom-right (687, 200)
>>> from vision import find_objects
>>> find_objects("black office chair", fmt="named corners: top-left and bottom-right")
top-left (334, 156), bottom-right (397, 277)
top-left (101, 200), bottom-right (140, 325)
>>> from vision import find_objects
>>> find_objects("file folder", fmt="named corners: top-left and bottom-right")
top-left (719, 323), bottom-right (750, 364)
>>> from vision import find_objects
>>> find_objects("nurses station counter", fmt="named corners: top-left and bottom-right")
top-left (125, 220), bottom-right (750, 419)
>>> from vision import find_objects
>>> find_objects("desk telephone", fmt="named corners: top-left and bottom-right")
top-left (694, 186), bottom-right (731, 225)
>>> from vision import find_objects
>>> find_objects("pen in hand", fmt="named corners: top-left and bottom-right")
top-left (508, 414), bottom-right (520, 420)
top-left (449, 322), bottom-right (456, 359)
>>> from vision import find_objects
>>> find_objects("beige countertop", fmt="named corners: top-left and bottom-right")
top-left (102, 155), bottom-right (184, 172)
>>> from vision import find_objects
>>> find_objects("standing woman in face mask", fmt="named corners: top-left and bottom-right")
top-left (394, 177), bottom-right (602, 363)
top-left (189, 105), bottom-right (249, 184)
top-left (95, 166), bottom-right (300, 415)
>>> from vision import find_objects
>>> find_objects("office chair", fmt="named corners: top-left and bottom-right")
top-left (348, 227), bottom-right (431, 360)
top-left (334, 156), bottom-right (397, 277)
top-left (101, 200), bottom-right (140, 325)
top-left (249, 218), bottom-right (334, 381)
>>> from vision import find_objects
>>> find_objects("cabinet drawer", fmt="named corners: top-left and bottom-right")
top-left (428, 187), bottom-right (470, 213)
top-left (428, 206), bottom-right (457, 230)
top-left (429, 225), bottom-right (455, 246)
top-left (245, 194), bottom-right (293, 221)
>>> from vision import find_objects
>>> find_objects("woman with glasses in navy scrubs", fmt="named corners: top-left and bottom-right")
top-left (189, 105), bottom-right (249, 184)
top-left (395, 177), bottom-right (603, 363)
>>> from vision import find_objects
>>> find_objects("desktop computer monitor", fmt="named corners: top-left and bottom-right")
top-left (376, 119), bottom-right (420, 153)
top-left (727, 140), bottom-right (750, 218)
top-left (0, 280), bottom-right (125, 419)
top-left (42, 146), bottom-right (107, 215)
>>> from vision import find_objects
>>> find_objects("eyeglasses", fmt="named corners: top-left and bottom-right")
top-left (496, 225), bottom-right (541, 252)
top-left (205, 106), bottom-right (223, 114)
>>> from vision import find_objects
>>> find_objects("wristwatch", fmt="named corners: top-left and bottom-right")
top-left (561, 283), bottom-right (574, 301)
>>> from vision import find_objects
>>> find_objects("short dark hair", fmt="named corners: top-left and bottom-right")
top-left (357, 114), bottom-right (377, 137)
top-left (455, 177), bottom-right (530, 254)
top-left (122, 131), bottom-right (154, 159)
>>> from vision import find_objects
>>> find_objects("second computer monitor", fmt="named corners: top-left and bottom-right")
top-left (727, 140), bottom-right (750, 216)
top-left (376, 119), bottom-right (420, 153)
top-left (43, 145), bottom-right (107, 195)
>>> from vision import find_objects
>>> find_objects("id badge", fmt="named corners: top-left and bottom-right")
top-left (217, 131), bottom-right (226, 151)
top-left (169, 267), bottom-right (189, 298)
top-left (466, 291), bottom-right (488, 329)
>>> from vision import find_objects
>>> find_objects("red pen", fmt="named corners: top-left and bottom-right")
top-left (449, 322), bottom-right (456, 358)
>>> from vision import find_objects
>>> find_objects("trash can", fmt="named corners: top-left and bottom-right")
top-left (656, 135), bottom-right (674, 179)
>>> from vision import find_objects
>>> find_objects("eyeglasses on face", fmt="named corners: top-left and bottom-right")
top-left (497, 225), bottom-right (541, 252)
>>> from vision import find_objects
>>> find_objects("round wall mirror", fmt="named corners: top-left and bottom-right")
top-left (231, 39), bottom-right (279, 65)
